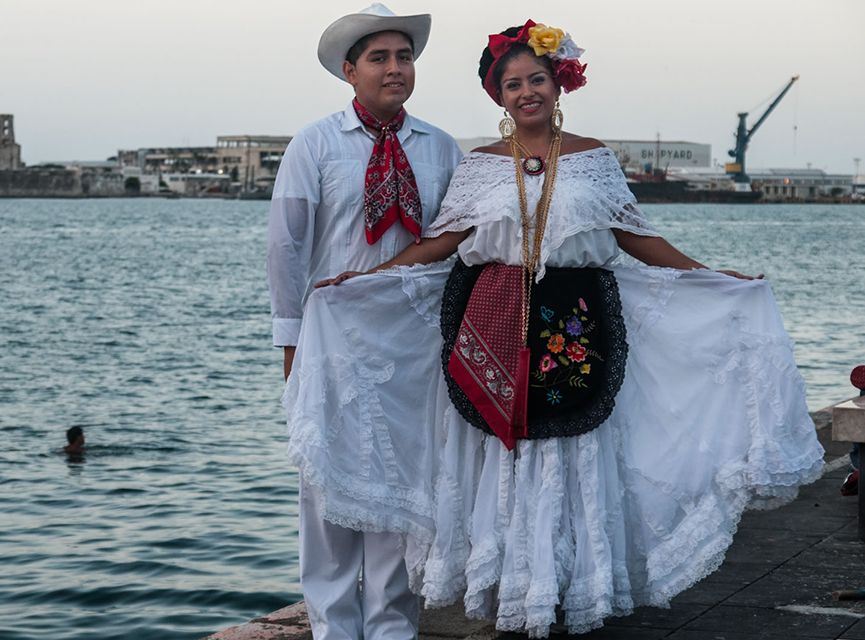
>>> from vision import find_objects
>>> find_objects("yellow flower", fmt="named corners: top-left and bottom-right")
top-left (527, 24), bottom-right (565, 56)
top-left (580, 364), bottom-right (591, 374)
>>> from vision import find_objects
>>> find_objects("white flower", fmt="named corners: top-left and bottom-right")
top-left (549, 33), bottom-right (585, 61)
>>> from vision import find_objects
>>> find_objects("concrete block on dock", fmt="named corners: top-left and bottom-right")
top-left (832, 396), bottom-right (865, 442)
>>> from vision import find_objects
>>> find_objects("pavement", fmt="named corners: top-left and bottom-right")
top-left (202, 409), bottom-right (865, 640)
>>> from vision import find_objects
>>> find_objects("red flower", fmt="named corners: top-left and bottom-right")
top-left (553, 59), bottom-right (588, 94)
top-left (565, 342), bottom-right (587, 362)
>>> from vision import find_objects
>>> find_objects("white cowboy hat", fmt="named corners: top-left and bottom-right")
top-left (318, 3), bottom-right (432, 81)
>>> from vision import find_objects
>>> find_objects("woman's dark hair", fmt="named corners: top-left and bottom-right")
top-left (478, 26), bottom-right (554, 91)
top-left (346, 31), bottom-right (415, 65)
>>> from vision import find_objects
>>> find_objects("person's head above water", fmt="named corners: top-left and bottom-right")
top-left (65, 426), bottom-right (85, 453)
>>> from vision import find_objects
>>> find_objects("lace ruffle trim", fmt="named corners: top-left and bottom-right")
top-left (425, 149), bottom-right (661, 252)
top-left (283, 326), bottom-right (436, 537)
top-left (419, 337), bottom-right (825, 636)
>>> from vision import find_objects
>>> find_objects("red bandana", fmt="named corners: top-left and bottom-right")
top-left (447, 264), bottom-right (527, 450)
top-left (353, 99), bottom-right (423, 245)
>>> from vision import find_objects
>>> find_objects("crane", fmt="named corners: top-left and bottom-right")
top-left (726, 76), bottom-right (799, 190)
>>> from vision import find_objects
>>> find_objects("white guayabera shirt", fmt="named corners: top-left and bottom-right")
top-left (267, 102), bottom-right (463, 347)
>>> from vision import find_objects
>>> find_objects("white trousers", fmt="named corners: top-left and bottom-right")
top-left (299, 479), bottom-right (419, 640)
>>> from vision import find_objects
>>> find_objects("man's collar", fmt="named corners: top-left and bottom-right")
top-left (340, 101), bottom-right (430, 136)
top-left (406, 113), bottom-right (430, 135)
top-left (340, 102), bottom-right (365, 133)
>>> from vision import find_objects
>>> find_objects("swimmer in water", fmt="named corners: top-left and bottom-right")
top-left (64, 426), bottom-right (85, 454)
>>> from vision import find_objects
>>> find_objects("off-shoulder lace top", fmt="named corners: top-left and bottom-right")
top-left (424, 147), bottom-right (660, 280)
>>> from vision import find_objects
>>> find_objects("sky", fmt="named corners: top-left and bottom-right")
top-left (2, 0), bottom-right (863, 174)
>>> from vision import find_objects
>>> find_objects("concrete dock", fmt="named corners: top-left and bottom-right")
top-left (203, 409), bottom-right (865, 640)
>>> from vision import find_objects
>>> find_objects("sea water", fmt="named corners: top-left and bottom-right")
top-left (0, 199), bottom-right (863, 639)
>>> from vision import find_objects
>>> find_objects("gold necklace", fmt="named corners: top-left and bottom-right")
top-left (509, 128), bottom-right (562, 347)
top-left (512, 135), bottom-right (554, 176)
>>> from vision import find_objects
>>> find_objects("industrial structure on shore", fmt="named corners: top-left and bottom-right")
top-left (1, 113), bottom-right (862, 201)
top-left (1, 115), bottom-right (22, 171)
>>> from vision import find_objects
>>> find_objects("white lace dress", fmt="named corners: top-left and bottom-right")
top-left (283, 148), bottom-right (825, 637)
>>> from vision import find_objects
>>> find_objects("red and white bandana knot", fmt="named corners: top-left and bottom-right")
top-left (353, 98), bottom-right (423, 245)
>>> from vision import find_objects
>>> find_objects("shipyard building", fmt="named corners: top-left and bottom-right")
top-left (605, 140), bottom-right (712, 172)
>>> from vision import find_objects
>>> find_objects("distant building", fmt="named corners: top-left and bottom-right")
top-left (119, 166), bottom-right (160, 194)
top-left (117, 146), bottom-right (220, 176)
top-left (216, 135), bottom-right (293, 190)
top-left (0, 115), bottom-right (23, 170)
top-left (55, 160), bottom-right (117, 170)
top-left (750, 169), bottom-right (856, 199)
top-left (604, 140), bottom-right (712, 173)
top-left (160, 172), bottom-right (230, 197)
top-left (118, 135), bottom-right (293, 191)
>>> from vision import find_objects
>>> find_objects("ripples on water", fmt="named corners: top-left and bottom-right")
top-left (0, 199), bottom-right (298, 640)
top-left (0, 199), bottom-right (863, 639)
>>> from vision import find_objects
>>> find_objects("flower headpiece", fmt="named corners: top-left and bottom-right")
top-left (482, 19), bottom-right (587, 106)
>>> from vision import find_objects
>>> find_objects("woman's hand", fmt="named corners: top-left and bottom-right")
top-left (716, 270), bottom-right (765, 280)
top-left (314, 271), bottom-right (365, 288)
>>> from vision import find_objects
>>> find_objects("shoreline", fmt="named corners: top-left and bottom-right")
top-left (1, 194), bottom-right (863, 204)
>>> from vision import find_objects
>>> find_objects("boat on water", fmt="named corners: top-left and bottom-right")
top-left (626, 175), bottom-right (762, 204)
top-left (239, 186), bottom-right (273, 200)
top-left (239, 175), bottom-right (275, 200)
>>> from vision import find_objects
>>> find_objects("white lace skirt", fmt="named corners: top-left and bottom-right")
top-left (283, 262), bottom-right (825, 637)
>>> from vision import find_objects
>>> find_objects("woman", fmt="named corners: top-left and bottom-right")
top-left (290, 21), bottom-right (825, 637)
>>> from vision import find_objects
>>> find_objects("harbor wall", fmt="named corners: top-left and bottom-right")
top-left (81, 170), bottom-right (125, 196)
top-left (0, 168), bottom-right (82, 197)
top-left (0, 168), bottom-right (127, 197)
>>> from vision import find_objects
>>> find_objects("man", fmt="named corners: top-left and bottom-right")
top-left (266, 4), bottom-right (462, 638)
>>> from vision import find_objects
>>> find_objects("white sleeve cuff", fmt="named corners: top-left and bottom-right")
top-left (273, 318), bottom-right (302, 347)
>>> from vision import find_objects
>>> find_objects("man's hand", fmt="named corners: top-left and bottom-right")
top-left (314, 271), bottom-right (364, 288)
top-left (284, 346), bottom-right (296, 381)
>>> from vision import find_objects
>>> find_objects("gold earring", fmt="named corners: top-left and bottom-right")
top-left (499, 109), bottom-right (516, 139)
top-left (551, 100), bottom-right (564, 132)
